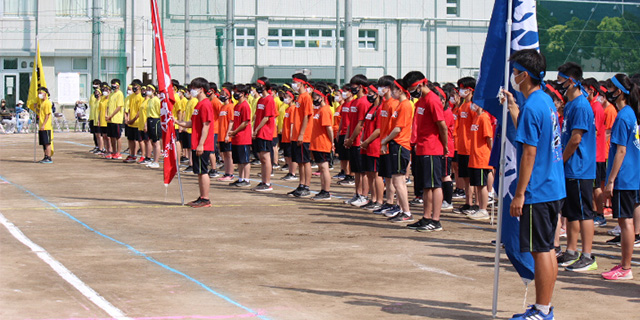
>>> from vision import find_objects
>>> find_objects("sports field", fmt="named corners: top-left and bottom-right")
top-left (0, 132), bottom-right (637, 320)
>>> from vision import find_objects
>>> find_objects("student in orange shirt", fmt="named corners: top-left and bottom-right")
top-left (373, 76), bottom-right (400, 214)
top-left (466, 103), bottom-right (494, 221)
top-left (280, 90), bottom-right (298, 181)
top-left (584, 78), bottom-right (607, 227)
top-left (217, 87), bottom-right (235, 181)
top-left (310, 84), bottom-right (334, 200)
top-left (287, 73), bottom-right (314, 198)
top-left (379, 79), bottom-right (414, 222)
top-left (455, 77), bottom-right (478, 214)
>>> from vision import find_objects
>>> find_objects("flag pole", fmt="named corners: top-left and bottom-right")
top-left (492, 0), bottom-right (514, 317)
top-left (33, 38), bottom-right (38, 163)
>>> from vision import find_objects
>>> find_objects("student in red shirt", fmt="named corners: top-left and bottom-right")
top-left (288, 73), bottom-right (314, 198)
top-left (374, 76), bottom-right (400, 214)
top-left (584, 78), bottom-right (608, 226)
top-left (344, 74), bottom-right (370, 207)
top-left (336, 84), bottom-right (355, 185)
top-left (437, 85), bottom-right (456, 211)
top-left (403, 72), bottom-right (448, 231)
top-left (280, 90), bottom-right (298, 181)
top-left (360, 84), bottom-right (384, 211)
top-left (228, 84), bottom-right (253, 188)
top-left (466, 104), bottom-right (494, 221)
top-left (175, 78), bottom-right (214, 208)
top-left (252, 77), bottom-right (277, 192)
top-left (216, 87), bottom-right (235, 181)
top-left (310, 84), bottom-right (334, 200)
top-left (207, 82), bottom-right (222, 178)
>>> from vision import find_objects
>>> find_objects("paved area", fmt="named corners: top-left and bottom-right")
top-left (0, 132), bottom-right (638, 319)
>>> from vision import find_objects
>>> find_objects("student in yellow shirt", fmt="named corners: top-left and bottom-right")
top-left (124, 80), bottom-right (144, 163)
top-left (122, 84), bottom-right (133, 157)
top-left (137, 85), bottom-right (150, 164)
top-left (145, 85), bottom-right (162, 168)
top-left (181, 86), bottom-right (197, 170)
top-left (36, 87), bottom-right (53, 163)
top-left (172, 80), bottom-right (185, 162)
top-left (105, 79), bottom-right (125, 159)
top-left (97, 83), bottom-right (111, 156)
top-left (88, 79), bottom-right (102, 153)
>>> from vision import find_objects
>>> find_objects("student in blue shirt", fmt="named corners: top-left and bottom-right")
top-left (555, 62), bottom-right (598, 272)
top-left (502, 49), bottom-right (566, 320)
top-left (601, 74), bottom-right (640, 281)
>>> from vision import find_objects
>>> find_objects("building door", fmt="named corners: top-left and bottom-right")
top-left (3, 74), bottom-right (18, 109)
top-left (19, 73), bottom-right (30, 103)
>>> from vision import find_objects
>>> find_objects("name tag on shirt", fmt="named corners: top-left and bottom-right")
top-left (460, 112), bottom-right (468, 118)
top-left (257, 104), bottom-right (265, 110)
top-left (351, 106), bottom-right (357, 112)
top-left (471, 124), bottom-right (479, 131)
top-left (381, 110), bottom-right (388, 117)
top-left (219, 111), bottom-right (227, 116)
top-left (417, 107), bottom-right (425, 115)
top-left (234, 111), bottom-right (241, 117)
top-left (365, 114), bottom-right (373, 120)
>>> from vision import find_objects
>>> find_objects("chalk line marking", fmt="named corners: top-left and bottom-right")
top-left (405, 255), bottom-right (475, 281)
top-left (0, 211), bottom-right (132, 320)
top-left (0, 175), bottom-right (272, 320)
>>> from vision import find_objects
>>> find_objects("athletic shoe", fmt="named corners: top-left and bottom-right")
top-left (312, 190), bottom-right (331, 201)
top-left (137, 157), bottom-right (147, 164)
top-left (311, 171), bottom-right (321, 176)
top-left (603, 207), bottom-right (613, 217)
top-left (351, 195), bottom-right (369, 207)
top-left (310, 162), bottom-right (318, 169)
top-left (454, 204), bottom-right (471, 214)
top-left (383, 205), bottom-right (402, 218)
top-left (182, 165), bottom-right (193, 172)
top-left (333, 170), bottom-right (346, 180)
top-left (559, 227), bottom-right (567, 238)
top-left (344, 194), bottom-right (359, 205)
top-left (280, 164), bottom-right (289, 171)
top-left (616, 234), bottom-right (640, 247)
top-left (608, 225), bottom-right (621, 236)
top-left (405, 177), bottom-right (412, 185)
top-left (565, 254), bottom-right (598, 272)
top-left (147, 162), bottom-right (160, 168)
top-left (217, 174), bottom-right (234, 182)
top-left (186, 197), bottom-right (202, 206)
top-left (409, 197), bottom-right (424, 205)
top-left (189, 198), bottom-right (212, 208)
top-left (417, 220), bottom-right (443, 232)
top-left (601, 265), bottom-right (633, 280)
top-left (554, 246), bottom-right (563, 258)
top-left (103, 153), bottom-right (113, 159)
top-left (298, 188), bottom-right (312, 198)
top-left (287, 187), bottom-right (303, 197)
top-left (452, 189), bottom-right (465, 199)
top-left (606, 235), bottom-right (621, 246)
top-left (281, 173), bottom-right (298, 181)
top-left (250, 159), bottom-right (261, 165)
top-left (463, 205), bottom-right (479, 215)
top-left (373, 203), bottom-right (394, 215)
top-left (180, 156), bottom-right (189, 163)
top-left (388, 212), bottom-right (414, 223)
top-left (509, 305), bottom-right (554, 320)
top-left (557, 251), bottom-right (580, 267)
top-left (253, 183), bottom-right (273, 192)
top-left (123, 155), bottom-right (136, 163)
top-left (337, 175), bottom-right (355, 186)
top-left (272, 164), bottom-right (281, 170)
top-left (467, 209), bottom-right (490, 220)
top-left (236, 180), bottom-right (251, 188)
top-left (39, 157), bottom-right (53, 164)
top-left (593, 215), bottom-right (607, 227)
top-left (441, 201), bottom-right (453, 210)
top-left (407, 217), bottom-right (431, 230)
top-left (208, 169), bottom-right (220, 178)
top-left (112, 153), bottom-right (123, 160)
top-left (363, 202), bottom-right (382, 211)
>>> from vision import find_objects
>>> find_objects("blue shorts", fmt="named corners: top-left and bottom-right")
top-left (232, 144), bottom-right (251, 164)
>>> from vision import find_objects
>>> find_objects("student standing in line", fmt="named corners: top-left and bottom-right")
top-left (280, 90), bottom-right (298, 181)
top-left (287, 74), bottom-right (314, 198)
top-left (252, 77), bottom-right (277, 192)
top-left (216, 88), bottom-right (235, 181)
top-left (228, 84), bottom-right (253, 188)
top-left (373, 76), bottom-right (400, 215)
top-left (309, 84), bottom-right (334, 201)
top-left (344, 74), bottom-right (370, 206)
top-left (455, 77), bottom-right (478, 214)
top-left (105, 79), bottom-right (125, 160)
top-left (583, 78), bottom-right (607, 227)
top-left (145, 85), bottom-right (162, 169)
top-left (360, 84), bottom-right (384, 211)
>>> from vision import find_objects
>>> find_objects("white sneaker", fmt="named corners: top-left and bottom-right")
top-left (441, 201), bottom-right (453, 210)
top-left (468, 209), bottom-right (490, 220)
top-left (351, 195), bottom-right (369, 207)
top-left (344, 194), bottom-right (359, 205)
top-left (608, 225), bottom-right (621, 236)
top-left (147, 162), bottom-right (160, 168)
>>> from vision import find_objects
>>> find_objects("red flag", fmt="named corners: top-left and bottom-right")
top-left (150, 0), bottom-right (177, 185)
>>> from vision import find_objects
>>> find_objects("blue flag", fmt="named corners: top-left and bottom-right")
top-left (474, 0), bottom-right (541, 283)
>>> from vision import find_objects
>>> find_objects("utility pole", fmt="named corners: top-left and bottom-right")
top-left (184, 0), bottom-right (190, 82)
top-left (335, 0), bottom-right (341, 86)
top-left (225, 0), bottom-right (235, 83)
top-left (344, 0), bottom-right (353, 83)
top-left (131, 0), bottom-right (135, 82)
top-left (92, 0), bottom-right (102, 81)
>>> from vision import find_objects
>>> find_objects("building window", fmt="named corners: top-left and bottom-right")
top-left (57, 0), bottom-right (88, 17)
top-left (446, 0), bottom-right (459, 17)
top-left (73, 58), bottom-right (88, 70)
top-left (235, 28), bottom-right (256, 47)
top-left (358, 30), bottom-right (377, 50)
top-left (267, 28), bottom-right (341, 49)
top-left (4, 59), bottom-right (18, 70)
top-left (447, 46), bottom-right (460, 67)
top-left (102, 0), bottom-right (124, 17)
top-left (3, 0), bottom-right (37, 16)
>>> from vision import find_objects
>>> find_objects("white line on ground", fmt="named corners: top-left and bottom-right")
top-left (0, 211), bottom-right (132, 320)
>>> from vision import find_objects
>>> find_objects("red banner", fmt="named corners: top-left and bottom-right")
top-left (150, 0), bottom-right (177, 185)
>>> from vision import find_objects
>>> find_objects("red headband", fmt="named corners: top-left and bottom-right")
top-left (293, 78), bottom-right (310, 87)
top-left (600, 86), bottom-right (608, 93)
top-left (313, 89), bottom-right (329, 105)
top-left (545, 84), bottom-right (564, 103)
top-left (257, 79), bottom-right (266, 86)
top-left (459, 84), bottom-right (475, 91)
top-left (368, 85), bottom-right (379, 95)
top-left (222, 88), bottom-right (231, 98)
top-left (286, 91), bottom-right (295, 101)
top-left (435, 86), bottom-right (445, 100)
top-left (394, 80), bottom-right (409, 97)
top-left (410, 78), bottom-right (428, 88)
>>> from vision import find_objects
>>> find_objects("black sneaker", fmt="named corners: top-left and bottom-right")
top-left (229, 179), bottom-right (241, 186)
top-left (407, 217), bottom-right (431, 230)
top-left (453, 189), bottom-right (466, 199)
top-left (253, 183), bottom-right (273, 192)
top-left (409, 197), bottom-right (424, 205)
top-left (183, 165), bottom-right (193, 172)
top-left (287, 187), bottom-right (303, 197)
top-left (417, 220), bottom-right (443, 232)
top-left (298, 188), bottom-right (312, 198)
top-left (312, 190), bottom-right (331, 201)
top-left (606, 235), bottom-right (621, 246)
top-left (454, 204), bottom-right (471, 214)
top-left (281, 173), bottom-right (298, 181)
top-left (337, 176), bottom-right (355, 186)
top-left (565, 254), bottom-right (598, 272)
top-left (333, 170), bottom-right (346, 180)
top-left (373, 203), bottom-right (394, 215)
top-left (236, 180), bottom-right (251, 187)
top-left (363, 202), bottom-right (382, 211)
top-left (208, 169), bottom-right (220, 178)
top-left (388, 212), bottom-right (414, 223)
top-left (557, 251), bottom-right (580, 267)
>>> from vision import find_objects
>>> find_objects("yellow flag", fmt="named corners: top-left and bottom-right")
top-left (27, 42), bottom-right (47, 111)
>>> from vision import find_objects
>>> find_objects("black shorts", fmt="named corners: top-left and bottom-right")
top-left (192, 150), bottom-right (212, 175)
top-left (612, 190), bottom-right (640, 219)
top-left (97, 126), bottom-right (107, 134)
top-left (594, 162), bottom-right (606, 188)
top-left (348, 147), bottom-right (363, 173)
top-left (147, 118), bottom-right (161, 142)
top-left (38, 130), bottom-right (52, 145)
top-left (453, 151), bottom-right (459, 163)
top-left (312, 151), bottom-right (331, 164)
top-left (389, 140), bottom-right (410, 176)
top-left (337, 135), bottom-right (349, 161)
top-left (292, 142), bottom-right (311, 164)
top-left (254, 138), bottom-right (273, 153)
top-left (89, 120), bottom-right (96, 134)
top-left (415, 155), bottom-right (443, 189)
top-left (219, 141), bottom-right (232, 153)
top-left (470, 168), bottom-right (491, 187)
top-left (107, 123), bottom-right (121, 138)
top-left (127, 127), bottom-right (139, 141)
top-left (281, 142), bottom-right (292, 158)
top-left (378, 153), bottom-right (393, 178)
top-left (180, 132), bottom-right (192, 149)
top-left (361, 154), bottom-right (379, 173)
top-left (520, 199), bottom-right (564, 253)
top-left (272, 136), bottom-right (280, 147)
top-left (562, 179), bottom-right (595, 221)
top-left (458, 154), bottom-right (470, 178)
top-left (443, 156), bottom-right (453, 177)
top-left (124, 125), bottom-right (132, 140)
top-left (138, 129), bottom-right (148, 141)
top-left (232, 144), bottom-right (251, 164)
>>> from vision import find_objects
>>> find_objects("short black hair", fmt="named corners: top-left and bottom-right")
top-left (631, 73), bottom-right (640, 86)
top-left (582, 78), bottom-right (602, 96)
top-left (508, 49), bottom-right (546, 86)
top-left (189, 77), bottom-right (210, 91)
top-left (92, 79), bottom-right (102, 85)
top-left (38, 87), bottom-right (50, 95)
top-left (349, 74), bottom-right (369, 87)
top-left (131, 79), bottom-right (143, 87)
top-left (313, 83), bottom-right (331, 99)
top-left (257, 77), bottom-right (271, 90)
top-left (292, 73), bottom-right (308, 83)
top-left (110, 79), bottom-right (121, 86)
top-left (557, 61), bottom-right (583, 82)
top-left (402, 71), bottom-right (426, 90)
top-left (234, 83), bottom-right (251, 95)
top-left (171, 79), bottom-right (180, 88)
top-left (378, 75), bottom-right (396, 88)
top-left (457, 76), bottom-right (476, 90)
top-left (209, 82), bottom-right (218, 92)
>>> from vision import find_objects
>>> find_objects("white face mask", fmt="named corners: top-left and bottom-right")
top-left (147, 91), bottom-right (153, 96)
top-left (103, 91), bottom-right (109, 96)
top-left (306, 87), bottom-right (313, 94)
top-left (510, 73), bottom-right (524, 93)
top-left (341, 92), bottom-right (348, 99)
top-left (459, 89), bottom-right (469, 98)
top-left (449, 97), bottom-right (456, 104)
top-left (378, 87), bottom-right (387, 97)
top-left (284, 98), bottom-right (292, 104)
top-left (38, 93), bottom-right (45, 99)
top-left (292, 82), bottom-right (300, 91)
top-left (335, 94), bottom-right (342, 102)
top-left (596, 95), bottom-right (605, 104)
top-left (127, 90), bottom-right (133, 95)
top-left (190, 89), bottom-right (199, 97)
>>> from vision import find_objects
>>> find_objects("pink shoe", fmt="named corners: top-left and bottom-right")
top-left (312, 171), bottom-right (321, 176)
top-left (112, 153), bottom-right (123, 160)
top-left (602, 265), bottom-right (632, 280)
top-left (217, 175), bottom-right (234, 182)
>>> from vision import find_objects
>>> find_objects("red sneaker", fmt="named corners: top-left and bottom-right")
top-left (137, 157), bottom-right (146, 164)
top-left (104, 154), bottom-right (113, 159)
top-left (112, 153), bottom-right (123, 160)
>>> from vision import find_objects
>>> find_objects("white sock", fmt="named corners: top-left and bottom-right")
top-left (404, 212), bottom-right (411, 216)
top-left (535, 304), bottom-right (551, 314)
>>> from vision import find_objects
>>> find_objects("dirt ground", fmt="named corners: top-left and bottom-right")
top-left (0, 132), bottom-right (637, 320)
